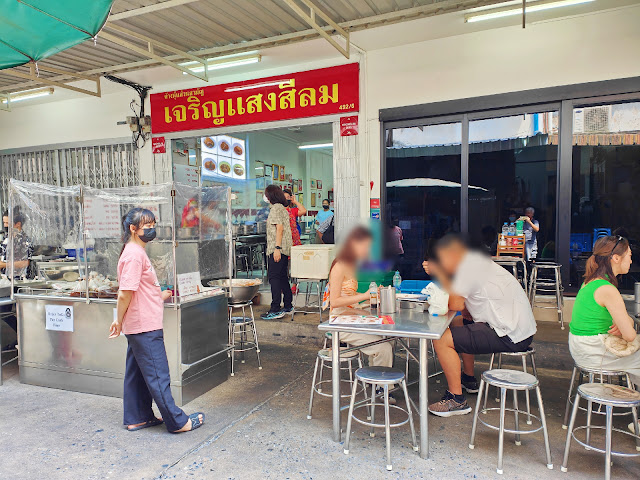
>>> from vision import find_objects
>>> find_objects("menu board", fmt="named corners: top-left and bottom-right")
top-left (84, 196), bottom-right (121, 239)
top-left (173, 164), bottom-right (200, 186)
top-left (201, 135), bottom-right (246, 181)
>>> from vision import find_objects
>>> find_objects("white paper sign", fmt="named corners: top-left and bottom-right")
top-left (177, 272), bottom-right (202, 297)
top-left (46, 305), bottom-right (74, 332)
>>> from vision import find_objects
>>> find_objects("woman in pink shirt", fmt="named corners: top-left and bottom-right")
top-left (109, 207), bottom-right (204, 433)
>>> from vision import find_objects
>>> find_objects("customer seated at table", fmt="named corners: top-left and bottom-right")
top-left (324, 226), bottom-right (394, 371)
top-left (423, 234), bottom-right (537, 417)
top-left (569, 236), bottom-right (639, 387)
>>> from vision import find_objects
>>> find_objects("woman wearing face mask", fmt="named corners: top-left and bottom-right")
top-left (261, 186), bottom-right (294, 320)
top-left (109, 208), bottom-right (204, 433)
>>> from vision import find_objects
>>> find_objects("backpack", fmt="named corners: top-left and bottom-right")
top-left (323, 216), bottom-right (335, 244)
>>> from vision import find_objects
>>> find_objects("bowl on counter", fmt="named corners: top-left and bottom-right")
top-left (209, 278), bottom-right (261, 304)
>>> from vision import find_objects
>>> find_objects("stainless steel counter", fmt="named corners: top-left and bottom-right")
top-left (16, 292), bottom-right (229, 406)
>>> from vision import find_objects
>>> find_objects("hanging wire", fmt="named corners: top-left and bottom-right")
top-left (103, 75), bottom-right (152, 150)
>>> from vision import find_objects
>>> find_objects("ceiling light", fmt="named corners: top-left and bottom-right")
top-left (225, 79), bottom-right (293, 93)
top-left (298, 143), bottom-right (333, 150)
top-left (465, 0), bottom-right (595, 23)
top-left (1, 87), bottom-right (54, 104)
top-left (180, 51), bottom-right (261, 74)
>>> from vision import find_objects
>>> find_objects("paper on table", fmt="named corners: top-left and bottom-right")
top-left (329, 314), bottom-right (395, 325)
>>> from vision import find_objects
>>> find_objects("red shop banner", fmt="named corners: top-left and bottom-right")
top-left (150, 63), bottom-right (359, 134)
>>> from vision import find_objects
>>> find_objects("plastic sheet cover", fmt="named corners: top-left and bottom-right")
top-left (8, 180), bottom-right (82, 278)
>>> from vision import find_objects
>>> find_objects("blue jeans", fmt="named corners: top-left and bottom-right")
top-left (123, 329), bottom-right (188, 432)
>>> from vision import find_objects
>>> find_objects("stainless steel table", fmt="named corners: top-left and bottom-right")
top-left (318, 308), bottom-right (456, 459)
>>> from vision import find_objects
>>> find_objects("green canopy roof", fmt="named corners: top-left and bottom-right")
top-left (0, 0), bottom-right (114, 70)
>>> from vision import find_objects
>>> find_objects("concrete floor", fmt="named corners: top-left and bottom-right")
top-left (2, 341), bottom-right (640, 480)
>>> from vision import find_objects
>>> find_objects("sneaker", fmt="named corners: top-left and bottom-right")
top-left (629, 422), bottom-right (639, 434)
top-left (261, 311), bottom-right (285, 320)
top-left (282, 306), bottom-right (294, 313)
top-left (376, 387), bottom-right (397, 405)
top-left (461, 374), bottom-right (480, 394)
top-left (428, 391), bottom-right (472, 417)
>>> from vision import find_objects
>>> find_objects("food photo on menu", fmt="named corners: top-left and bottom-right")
top-left (200, 135), bottom-right (246, 180)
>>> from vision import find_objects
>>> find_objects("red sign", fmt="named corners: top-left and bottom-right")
top-left (152, 136), bottom-right (166, 154)
top-left (370, 198), bottom-right (380, 209)
top-left (150, 64), bottom-right (359, 134)
top-left (340, 115), bottom-right (358, 136)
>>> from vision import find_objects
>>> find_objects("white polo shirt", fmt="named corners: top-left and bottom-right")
top-left (451, 251), bottom-right (537, 344)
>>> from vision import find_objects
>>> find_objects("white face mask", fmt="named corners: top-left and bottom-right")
top-left (263, 194), bottom-right (269, 204)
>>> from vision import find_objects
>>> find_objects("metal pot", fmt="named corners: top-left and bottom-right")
top-left (231, 224), bottom-right (241, 237)
top-left (209, 278), bottom-right (261, 304)
top-left (256, 221), bottom-right (267, 234)
top-left (242, 223), bottom-right (255, 235)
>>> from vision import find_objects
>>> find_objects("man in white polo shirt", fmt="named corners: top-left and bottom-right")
top-left (423, 234), bottom-right (537, 417)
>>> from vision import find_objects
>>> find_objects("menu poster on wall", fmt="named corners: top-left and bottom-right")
top-left (201, 135), bottom-right (246, 180)
top-left (46, 305), bottom-right (74, 332)
top-left (173, 164), bottom-right (200, 186)
top-left (84, 196), bottom-right (121, 239)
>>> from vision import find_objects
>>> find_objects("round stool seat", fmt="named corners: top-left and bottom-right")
top-left (318, 348), bottom-right (359, 361)
top-left (229, 301), bottom-right (252, 307)
top-left (576, 364), bottom-right (628, 377)
top-left (482, 369), bottom-right (538, 390)
top-left (578, 383), bottom-right (640, 408)
top-left (498, 346), bottom-right (535, 357)
top-left (356, 366), bottom-right (405, 385)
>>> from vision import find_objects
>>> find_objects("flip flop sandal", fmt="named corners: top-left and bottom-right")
top-left (172, 412), bottom-right (205, 433)
top-left (127, 418), bottom-right (164, 432)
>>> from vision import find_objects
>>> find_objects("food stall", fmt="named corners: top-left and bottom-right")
top-left (9, 180), bottom-right (233, 406)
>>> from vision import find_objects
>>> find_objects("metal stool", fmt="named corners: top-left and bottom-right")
top-left (344, 366), bottom-right (417, 471)
top-left (307, 347), bottom-right (365, 419)
top-left (483, 347), bottom-right (538, 425)
top-left (228, 302), bottom-right (262, 376)
top-left (529, 262), bottom-right (564, 329)
top-left (291, 278), bottom-right (325, 322)
top-left (470, 369), bottom-right (553, 475)
top-left (561, 383), bottom-right (640, 479)
top-left (562, 365), bottom-right (636, 430)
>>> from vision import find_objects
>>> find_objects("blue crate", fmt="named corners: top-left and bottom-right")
top-left (570, 233), bottom-right (592, 253)
top-left (397, 280), bottom-right (432, 295)
top-left (593, 228), bottom-right (611, 247)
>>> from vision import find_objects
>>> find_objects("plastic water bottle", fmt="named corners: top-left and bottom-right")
top-left (501, 223), bottom-right (509, 236)
top-left (393, 271), bottom-right (402, 290)
top-left (509, 223), bottom-right (516, 236)
top-left (369, 282), bottom-right (378, 309)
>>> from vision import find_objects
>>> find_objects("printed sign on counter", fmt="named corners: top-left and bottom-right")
top-left (46, 305), bottom-right (74, 332)
top-left (177, 272), bottom-right (202, 297)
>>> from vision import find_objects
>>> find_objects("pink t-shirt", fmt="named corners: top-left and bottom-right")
top-left (118, 242), bottom-right (164, 335)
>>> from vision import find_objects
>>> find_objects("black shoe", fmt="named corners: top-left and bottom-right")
top-left (461, 374), bottom-right (479, 394)
top-left (376, 387), bottom-right (397, 405)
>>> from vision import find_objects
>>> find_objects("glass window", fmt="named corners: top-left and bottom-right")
top-left (468, 112), bottom-right (558, 261)
top-left (570, 102), bottom-right (640, 292)
top-left (385, 123), bottom-right (461, 279)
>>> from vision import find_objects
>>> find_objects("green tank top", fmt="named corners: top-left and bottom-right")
top-left (569, 279), bottom-right (614, 336)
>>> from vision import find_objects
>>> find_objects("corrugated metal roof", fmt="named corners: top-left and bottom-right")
top-left (0, 0), bottom-right (509, 93)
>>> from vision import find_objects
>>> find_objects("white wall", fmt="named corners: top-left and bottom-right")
top-left (364, 5), bottom-right (640, 199)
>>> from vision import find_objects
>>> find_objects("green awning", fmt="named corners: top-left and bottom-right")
top-left (0, 0), bottom-right (114, 70)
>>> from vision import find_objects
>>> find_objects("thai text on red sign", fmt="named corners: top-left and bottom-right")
top-left (340, 115), bottom-right (358, 136)
top-left (150, 63), bottom-right (359, 134)
top-left (152, 136), bottom-right (166, 154)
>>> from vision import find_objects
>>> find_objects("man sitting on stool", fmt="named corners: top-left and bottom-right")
top-left (423, 234), bottom-right (537, 417)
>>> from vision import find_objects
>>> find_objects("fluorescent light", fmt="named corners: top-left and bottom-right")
top-left (1, 87), bottom-right (54, 104)
top-left (298, 143), bottom-right (333, 150)
top-left (181, 51), bottom-right (261, 74)
top-left (465, 0), bottom-right (595, 23)
top-left (225, 79), bottom-right (293, 93)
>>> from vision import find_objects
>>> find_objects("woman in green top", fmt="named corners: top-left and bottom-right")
top-left (569, 235), bottom-right (638, 386)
